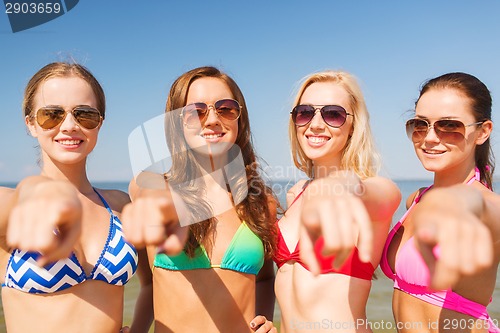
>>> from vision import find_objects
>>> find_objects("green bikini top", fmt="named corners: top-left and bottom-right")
top-left (154, 221), bottom-right (265, 275)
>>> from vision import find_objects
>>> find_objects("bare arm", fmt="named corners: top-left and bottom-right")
top-left (255, 194), bottom-right (277, 320)
top-left (0, 187), bottom-right (15, 249)
top-left (252, 195), bottom-right (277, 331)
top-left (129, 248), bottom-right (154, 333)
top-left (104, 191), bottom-right (153, 333)
top-left (255, 259), bottom-right (275, 320)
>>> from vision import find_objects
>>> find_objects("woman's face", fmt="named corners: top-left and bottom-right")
top-left (26, 76), bottom-right (101, 166)
top-left (413, 88), bottom-right (484, 173)
top-left (295, 82), bottom-right (353, 167)
top-left (182, 77), bottom-right (239, 157)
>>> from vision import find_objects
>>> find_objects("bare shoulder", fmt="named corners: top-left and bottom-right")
top-left (360, 176), bottom-right (401, 223)
top-left (134, 171), bottom-right (167, 189)
top-left (406, 187), bottom-right (426, 209)
top-left (129, 171), bottom-right (168, 200)
top-left (0, 187), bottom-right (16, 240)
top-left (476, 183), bottom-right (500, 215)
top-left (364, 176), bottom-right (399, 192)
top-left (95, 188), bottom-right (131, 213)
top-left (0, 186), bottom-right (15, 211)
top-left (363, 176), bottom-right (401, 203)
top-left (0, 186), bottom-right (14, 198)
top-left (288, 179), bottom-right (308, 195)
top-left (285, 179), bottom-right (309, 207)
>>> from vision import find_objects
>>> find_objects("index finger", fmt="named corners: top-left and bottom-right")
top-left (299, 222), bottom-right (321, 276)
top-left (347, 196), bottom-right (373, 263)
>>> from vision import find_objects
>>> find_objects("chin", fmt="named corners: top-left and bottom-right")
top-left (418, 159), bottom-right (447, 173)
top-left (191, 142), bottom-right (233, 157)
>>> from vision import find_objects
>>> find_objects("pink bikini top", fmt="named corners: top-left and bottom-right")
top-left (380, 169), bottom-right (499, 332)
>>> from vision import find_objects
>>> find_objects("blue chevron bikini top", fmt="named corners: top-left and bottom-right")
top-left (3, 189), bottom-right (138, 294)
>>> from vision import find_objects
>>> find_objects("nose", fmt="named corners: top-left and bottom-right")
top-left (59, 112), bottom-right (79, 132)
top-left (423, 124), bottom-right (440, 143)
top-left (309, 109), bottom-right (325, 129)
top-left (203, 105), bottom-right (221, 126)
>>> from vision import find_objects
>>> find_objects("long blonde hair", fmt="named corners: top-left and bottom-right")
top-left (289, 70), bottom-right (380, 179)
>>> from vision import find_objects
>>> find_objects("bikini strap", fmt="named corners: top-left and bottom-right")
top-left (472, 166), bottom-right (492, 189)
top-left (414, 185), bottom-right (433, 203)
top-left (417, 166), bottom-right (484, 202)
top-left (475, 166), bottom-right (481, 182)
top-left (288, 179), bottom-right (311, 208)
top-left (93, 188), bottom-right (114, 215)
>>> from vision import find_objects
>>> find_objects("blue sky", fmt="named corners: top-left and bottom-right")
top-left (1, 1), bottom-right (500, 183)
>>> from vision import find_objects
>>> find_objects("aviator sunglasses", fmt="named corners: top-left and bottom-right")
top-left (291, 105), bottom-right (353, 128)
top-left (34, 105), bottom-right (102, 130)
top-left (405, 118), bottom-right (484, 143)
top-left (181, 98), bottom-right (241, 128)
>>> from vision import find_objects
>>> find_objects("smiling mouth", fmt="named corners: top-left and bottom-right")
top-left (306, 135), bottom-right (330, 143)
top-left (201, 133), bottom-right (224, 139)
top-left (57, 139), bottom-right (83, 146)
top-left (423, 149), bottom-right (445, 155)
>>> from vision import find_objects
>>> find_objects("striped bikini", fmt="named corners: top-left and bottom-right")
top-left (3, 189), bottom-right (138, 294)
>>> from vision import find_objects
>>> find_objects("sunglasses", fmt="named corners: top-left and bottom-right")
top-left (34, 105), bottom-right (102, 130)
top-left (181, 98), bottom-right (241, 128)
top-left (405, 118), bottom-right (483, 143)
top-left (291, 105), bottom-right (353, 128)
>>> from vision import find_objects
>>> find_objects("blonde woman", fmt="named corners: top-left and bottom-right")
top-left (274, 70), bottom-right (400, 333)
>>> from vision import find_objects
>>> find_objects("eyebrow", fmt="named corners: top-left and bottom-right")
top-left (43, 104), bottom-right (94, 109)
top-left (415, 115), bottom-right (458, 120)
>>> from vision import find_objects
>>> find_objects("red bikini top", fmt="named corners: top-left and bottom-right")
top-left (273, 183), bottom-right (374, 280)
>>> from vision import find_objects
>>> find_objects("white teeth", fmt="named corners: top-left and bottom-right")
top-left (424, 150), bottom-right (443, 154)
top-left (308, 136), bottom-right (329, 143)
top-left (59, 140), bottom-right (81, 145)
top-left (202, 133), bottom-right (223, 139)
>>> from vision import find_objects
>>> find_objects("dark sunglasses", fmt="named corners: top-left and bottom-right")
top-left (181, 98), bottom-right (241, 128)
top-left (291, 105), bottom-right (353, 128)
top-left (405, 118), bottom-right (483, 143)
top-left (35, 105), bottom-right (102, 130)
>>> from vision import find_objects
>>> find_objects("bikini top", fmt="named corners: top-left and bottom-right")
top-left (154, 221), bottom-right (264, 275)
top-left (273, 183), bottom-right (375, 280)
top-left (3, 189), bottom-right (138, 294)
top-left (380, 170), bottom-right (499, 326)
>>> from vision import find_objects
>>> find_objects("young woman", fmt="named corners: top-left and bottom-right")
top-left (122, 66), bottom-right (277, 333)
top-left (273, 70), bottom-right (401, 333)
top-left (0, 62), bottom-right (152, 333)
top-left (379, 72), bottom-right (500, 333)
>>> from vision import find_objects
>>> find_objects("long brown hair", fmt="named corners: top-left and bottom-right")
top-left (164, 66), bottom-right (277, 258)
top-left (416, 72), bottom-right (495, 188)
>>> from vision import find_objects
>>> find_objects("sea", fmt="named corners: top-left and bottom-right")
top-left (0, 179), bottom-right (499, 333)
